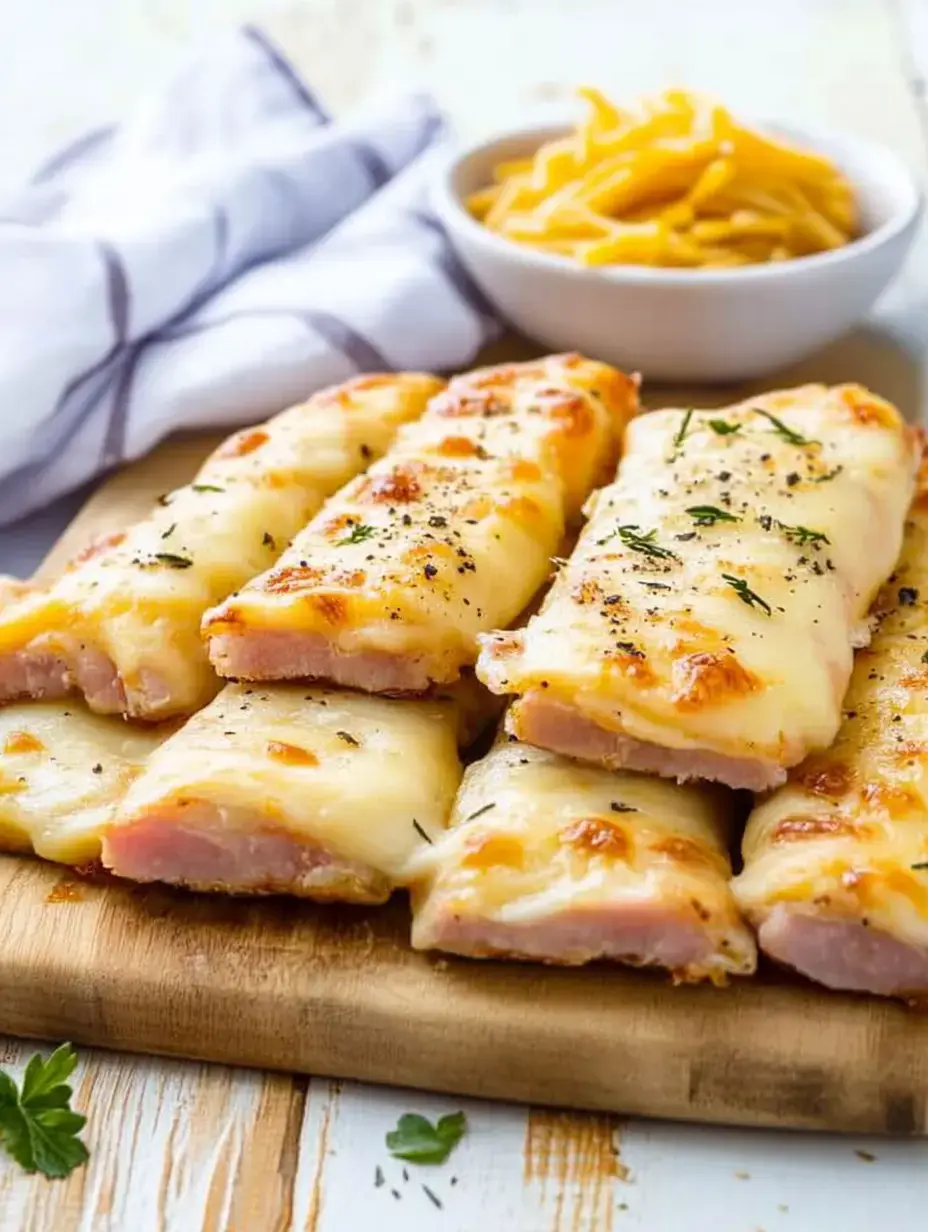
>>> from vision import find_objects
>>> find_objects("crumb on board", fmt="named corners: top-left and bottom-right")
top-left (855, 1149), bottom-right (878, 1162)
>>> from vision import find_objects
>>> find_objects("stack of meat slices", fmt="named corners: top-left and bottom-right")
top-left (3, 357), bottom-right (926, 1001)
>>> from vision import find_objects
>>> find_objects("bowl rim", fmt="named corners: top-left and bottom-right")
top-left (434, 118), bottom-right (924, 285)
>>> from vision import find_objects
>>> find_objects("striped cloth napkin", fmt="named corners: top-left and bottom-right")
top-left (0, 26), bottom-right (501, 527)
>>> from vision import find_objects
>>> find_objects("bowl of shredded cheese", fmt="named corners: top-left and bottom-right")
top-left (434, 88), bottom-right (921, 380)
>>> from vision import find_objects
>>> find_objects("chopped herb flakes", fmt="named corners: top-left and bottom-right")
top-left (707, 419), bottom-right (742, 436)
top-left (386, 1112), bottom-right (467, 1165)
top-left (262, 532), bottom-right (276, 549)
top-left (610, 802), bottom-right (638, 813)
top-left (466, 803), bottom-right (496, 822)
top-left (912, 862), bottom-right (928, 870)
top-left (722, 573), bottom-right (772, 616)
top-left (148, 553), bottom-right (193, 569)
top-left (191, 483), bottom-right (224, 494)
top-left (686, 505), bottom-right (739, 527)
top-left (336, 730), bottom-right (360, 746)
top-left (777, 522), bottom-right (830, 547)
top-left (753, 407), bottom-right (818, 447)
top-left (160, 523), bottom-right (177, 540)
top-left (412, 820), bottom-right (433, 844)
top-left (613, 525), bottom-right (679, 561)
top-left (337, 523), bottom-right (376, 546)
top-left (669, 408), bottom-right (693, 459)
top-left (899, 587), bottom-right (919, 606)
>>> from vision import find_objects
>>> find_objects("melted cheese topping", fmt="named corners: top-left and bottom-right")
top-left (0, 703), bottom-right (167, 863)
top-left (108, 683), bottom-right (470, 881)
top-left (410, 739), bottom-right (755, 980)
top-left (0, 374), bottom-right (443, 718)
top-left (479, 384), bottom-right (917, 771)
top-left (735, 462), bottom-right (928, 945)
top-left (204, 355), bottom-right (639, 683)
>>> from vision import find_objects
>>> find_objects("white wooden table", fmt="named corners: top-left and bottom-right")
top-left (2, 1), bottom-right (928, 1227)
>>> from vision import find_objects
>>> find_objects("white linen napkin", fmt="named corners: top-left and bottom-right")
top-left (0, 26), bottom-right (502, 527)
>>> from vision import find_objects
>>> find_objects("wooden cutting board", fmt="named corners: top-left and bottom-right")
top-left (4, 349), bottom-right (928, 1138)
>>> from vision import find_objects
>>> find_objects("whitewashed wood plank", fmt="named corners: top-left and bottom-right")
top-left (0, 1038), bottom-right (304, 1232)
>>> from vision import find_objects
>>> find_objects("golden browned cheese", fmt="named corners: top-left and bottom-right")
top-left (734, 463), bottom-right (928, 951)
top-left (409, 738), bottom-right (755, 982)
top-left (203, 354), bottom-right (639, 687)
top-left (0, 374), bottom-right (443, 719)
top-left (478, 385), bottom-right (917, 783)
top-left (0, 702), bottom-right (168, 864)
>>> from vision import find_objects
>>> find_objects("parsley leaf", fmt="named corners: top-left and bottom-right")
top-left (386, 1112), bottom-right (466, 1165)
top-left (337, 523), bottom-right (376, 546)
top-left (0, 1044), bottom-right (88, 1179)
top-left (686, 505), bottom-right (740, 526)
top-left (708, 419), bottom-right (742, 436)
top-left (151, 553), bottom-right (193, 569)
top-left (753, 407), bottom-right (818, 447)
top-left (191, 483), bottom-right (224, 494)
top-left (722, 573), bottom-right (772, 616)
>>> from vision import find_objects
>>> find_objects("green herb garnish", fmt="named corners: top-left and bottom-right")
top-left (262, 532), bottom-right (276, 549)
top-left (0, 1043), bottom-right (88, 1179)
top-left (615, 525), bottom-right (680, 561)
top-left (160, 523), bottom-right (177, 540)
top-left (722, 573), bottom-right (772, 616)
top-left (191, 483), bottom-right (224, 494)
top-left (337, 523), bottom-right (376, 546)
top-left (708, 419), bottom-right (742, 436)
top-left (686, 505), bottom-right (740, 527)
top-left (466, 803), bottom-right (496, 822)
top-left (669, 408), bottom-right (694, 459)
top-left (151, 553), bottom-right (193, 569)
top-left (912, 862), bottom-right (928, 871)
top-left (922, 650), bottom-right (928, 664)
top-left (813, 466), bottom-right (842, 483)
top-left (776, 522), bottom-right (830, 547)
top-left (386, 1112), bottom-right (467, 1165)
top-left (753, 408), bottom-right (818, 447)
top-left (610, 802), bottom-right (638, 813)
top-left (412, 820), bottom-right (433, 844)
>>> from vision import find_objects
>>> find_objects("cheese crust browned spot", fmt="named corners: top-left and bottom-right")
top-left (266, 740), bottom-right (319, 767)
top-left (263, 565), bottom-right (328, 594)
top-left (671, 651), bottom-right (760, 711)
top-left (2, 730), bottom-right (44, 755)
top-left (461, 833), bottom-right (524, 870)
top-left (560, 816), bottom-right (630, 859)
top-left (366, 463), bottom-right (424, 504)
top-left (770, 814), bottom-right (866, 843)
top-left (215, 428), bottom-right (270, 459)
top-left (69, 532), bottom-right (127, 569)
top-left (795, 760), bottom-right (854, 797)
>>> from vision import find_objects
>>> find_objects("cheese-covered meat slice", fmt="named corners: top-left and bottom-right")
top-left (204, 354), bottom-right (639, 692)
top-left (410, 739), bottom-right (755, 983)
top-left (734, 468), bottom-right (928, 999)
top-left (0, 374), bottom-right (443, 720)
top-left (478, 385), bottom-right (917, 791)
top-left (102, 681), bottom-right (487, 901)
top-left (0, 703), bottom-right (167, 864)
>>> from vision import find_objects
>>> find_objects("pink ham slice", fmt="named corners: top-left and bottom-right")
top-left (208, 630), bottom-right (435, 693)
top-left (510, 692), bottom-right (785, 793)
top-left (414, 898), bottom-right (724, 973)
top-left (757, 905), bottom-right (928, 999)
top-left (103, 802), bottom-right (390, 902)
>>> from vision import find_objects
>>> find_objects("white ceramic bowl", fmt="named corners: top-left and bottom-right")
top-left (433, 122), bottom-right (922, 382)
